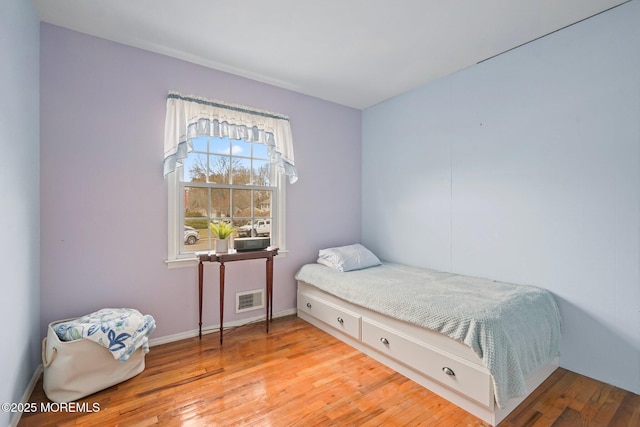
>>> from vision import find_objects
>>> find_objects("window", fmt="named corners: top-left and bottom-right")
top-left (168, 135), bottom-right (286, 263)
top-left (186, 135), bottom-right (278, 247)
top-left (163, 92), bottom-right (296, 265)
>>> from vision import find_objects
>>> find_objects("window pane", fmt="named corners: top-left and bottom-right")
top-left (195, 227), bottom-right (214, 252)
top-left (210, 137), bottom-right (230, 154)
top-left (184, 186), bottom-right (209, 253)
top-left (232, 139), bottom-right (252, 158)
top-left (253, 143), bottom-right (269, 160)
top-left (184, 187), bottom-right (208, 216)
top-left (232, 158), bottom-right (251, 185)
top-left (184, 152), bottom-right (208, 183)
top-left (209, 155), bottom-right (230, 184)
top-left (253, 160), bottom-right (271, 186)
top-left (210, 188), bottom-right (230, 218)
top-left (183, 218), bottom-right (207, 252)
top-left (191, 135), bottom-right (208, 152)
top-left (252, 218), bottom-right (271, 238)
top-left (235, 219), bottom-right (252, 237)
top-left (232, 189), bottom-right (252, 218)
top-left (255, 190), bottom-right (271, 217)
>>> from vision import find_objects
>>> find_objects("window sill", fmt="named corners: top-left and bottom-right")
top-left (165, 257), bottom-right (199, 269)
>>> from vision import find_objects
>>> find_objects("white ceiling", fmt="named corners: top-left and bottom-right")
top-left (33, 0), bottom-right (628, 109)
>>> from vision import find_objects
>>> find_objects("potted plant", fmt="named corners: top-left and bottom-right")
top-left (209, 221), bottom-right (235, 253)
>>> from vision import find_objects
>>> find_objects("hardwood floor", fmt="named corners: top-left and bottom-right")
top-left (19, 316), bottom-right (639, 426)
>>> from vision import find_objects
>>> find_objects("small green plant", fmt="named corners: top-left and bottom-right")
top-left (209, 221), bottom-right (235, 239)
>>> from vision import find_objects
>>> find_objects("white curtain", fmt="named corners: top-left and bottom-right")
top-left (163, 92), bottom-right (298, 183)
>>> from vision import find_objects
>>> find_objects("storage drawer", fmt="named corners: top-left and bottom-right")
top-left (298, 293), bottom-right (361, 340)
top-left (362, 318), bottom-right (492, 407)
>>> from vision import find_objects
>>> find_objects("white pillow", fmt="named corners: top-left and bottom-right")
top-left (316, 244), bottom-right (381, 272)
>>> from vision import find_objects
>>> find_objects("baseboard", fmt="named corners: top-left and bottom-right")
top-left (9, 364), bottom-right (43, 427)
top-left (148, 308), bottom-right (297, 347)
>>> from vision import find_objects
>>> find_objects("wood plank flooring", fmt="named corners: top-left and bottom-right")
top-left (19, 315), bottom-right (639, 426)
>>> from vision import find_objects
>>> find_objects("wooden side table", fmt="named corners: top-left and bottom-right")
top-left (197, 248), bottom-right (278, 344)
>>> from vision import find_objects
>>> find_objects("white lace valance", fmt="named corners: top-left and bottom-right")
top-left (163, 92), bottom-right (298, 183)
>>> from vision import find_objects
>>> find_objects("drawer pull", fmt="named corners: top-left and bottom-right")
top-left (442, 367), bottom-right (455, 376)
top-left (337, 317), bottom-right (344, 324)
top-left (306, 302), bottom-right (312, 308)
top-left (380, 337), bottom-right (390, 345)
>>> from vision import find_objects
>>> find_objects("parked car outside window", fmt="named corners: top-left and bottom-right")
top-left (184, 226), bottom-right (200, 245)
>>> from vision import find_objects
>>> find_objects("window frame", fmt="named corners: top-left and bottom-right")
top-left (166, 139), bottom-right (287, 268)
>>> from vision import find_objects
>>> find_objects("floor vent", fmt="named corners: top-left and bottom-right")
top-left (236, 289), bottom-right (265, 313)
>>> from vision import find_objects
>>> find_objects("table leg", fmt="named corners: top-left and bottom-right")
top-left (266, 256), bottom-right (273, 332)
top-left (219, 262), bottom-right (225, 345)
top-left (198, 260), bottom-right (204, 339)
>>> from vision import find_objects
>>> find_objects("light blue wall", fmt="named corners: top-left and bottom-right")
top-left (363, 1), bottom-right (640, 394)
top-left (0, 0), bottom-right (40, 424)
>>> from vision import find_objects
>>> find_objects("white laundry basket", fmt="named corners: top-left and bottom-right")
top-left (42, 318), bottom-right (146, 403)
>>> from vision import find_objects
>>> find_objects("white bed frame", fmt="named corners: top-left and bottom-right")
top-left (297, 280), bottom-right (558, 426)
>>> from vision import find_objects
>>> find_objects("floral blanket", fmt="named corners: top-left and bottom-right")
top-left (53, 308), bottom-right (156, 362)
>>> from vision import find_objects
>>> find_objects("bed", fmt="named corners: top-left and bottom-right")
top-left (294, 245), bottom-right (562, 426)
